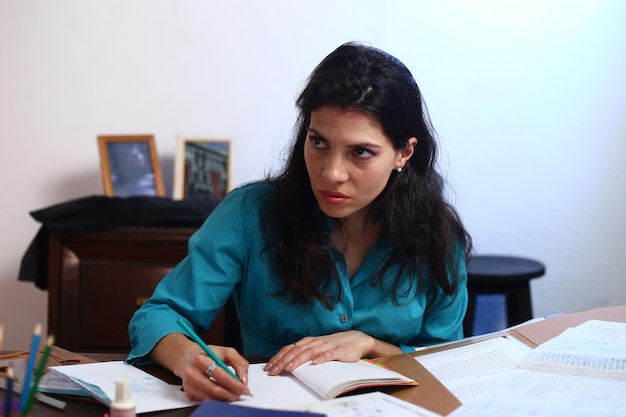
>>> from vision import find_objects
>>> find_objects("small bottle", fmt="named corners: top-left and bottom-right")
top-left (110, 378), bottom-right (136, 417)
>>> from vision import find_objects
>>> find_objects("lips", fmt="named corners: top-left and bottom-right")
top-left (320, 190), bottom-right (349, 205)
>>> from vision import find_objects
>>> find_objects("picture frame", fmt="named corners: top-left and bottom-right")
top-left (97, 134), bottom-right (165, 197)
top-left (173, 138), bottom-right (231, 201)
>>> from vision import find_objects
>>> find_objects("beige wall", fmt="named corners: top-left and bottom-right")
top-left (1, 0), bottom-right (625, 350)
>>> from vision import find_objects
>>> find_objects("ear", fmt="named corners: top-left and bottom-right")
top-left (395, 137), bottom-right (418, 170)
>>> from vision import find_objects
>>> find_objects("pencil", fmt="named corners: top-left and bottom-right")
top-left (176, 318), bottom-right (240, 381)
top-left (4, 366), bottom-right (14, 417)
top-left (21, 334), bottom-right (54, 417)
top-left (19, 322), bottom-right (42, 413)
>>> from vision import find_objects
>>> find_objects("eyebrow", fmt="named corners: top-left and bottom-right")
top-left (307, 128), bottom-right (383, 149)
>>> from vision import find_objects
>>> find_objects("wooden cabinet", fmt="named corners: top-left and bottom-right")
top-left (46, 227), bottom-right (236, 353)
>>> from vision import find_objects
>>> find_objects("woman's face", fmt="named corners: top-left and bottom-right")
top-left (304, 106), bottom-right (415, 223)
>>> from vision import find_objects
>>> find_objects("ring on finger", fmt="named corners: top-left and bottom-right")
top-left (206, 363), bottom-right (218, 379)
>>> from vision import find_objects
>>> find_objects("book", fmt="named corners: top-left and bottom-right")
top-left (236, 359), bottom-right (417, 410)
top-left (191, 400), bottom-right (325, 417)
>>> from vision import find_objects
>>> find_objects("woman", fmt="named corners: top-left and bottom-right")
top-left (128, 42), bottom-right (472, 401)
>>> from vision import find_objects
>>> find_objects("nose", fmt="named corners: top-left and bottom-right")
top-left (322, 154), bottom-right (349, 183)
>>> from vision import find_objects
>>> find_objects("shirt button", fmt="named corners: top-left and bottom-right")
top-left (340, 314), bottom-right (349, 323)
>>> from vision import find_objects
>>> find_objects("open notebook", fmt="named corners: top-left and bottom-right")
top-left (237, 359), bottom-right (417, 410)
top-left (290, 359), bottom-right (417, 399)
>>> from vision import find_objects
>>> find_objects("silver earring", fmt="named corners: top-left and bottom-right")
top-left (397, 167), bottom-right (402, 173)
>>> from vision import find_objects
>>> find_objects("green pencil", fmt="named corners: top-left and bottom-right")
top-left (176, 318), bottom-right (240, 381)
top-left (22, 335), bottom-right (54, 417)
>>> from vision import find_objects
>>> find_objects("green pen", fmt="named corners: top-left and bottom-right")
top-left (176, 318), bottom-right (240, 381)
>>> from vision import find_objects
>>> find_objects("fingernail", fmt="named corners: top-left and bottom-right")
top-left (286, 362), bottom-right (294, 371)
top-left (264, 362), bottom-right (272, 371)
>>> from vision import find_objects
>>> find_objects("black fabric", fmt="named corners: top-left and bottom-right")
top-left (18, 195), bottom-right (220, 290)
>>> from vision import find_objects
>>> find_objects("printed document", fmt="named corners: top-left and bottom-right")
top-left (448, 320), bottom-right (626, 417)
top-left (414, 336), bottom-right (531, 402)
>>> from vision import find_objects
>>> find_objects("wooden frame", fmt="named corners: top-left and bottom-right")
top-left (173, 138), bottom-right (231, 201)
top-left (97, 135), bottom-right (165, 197)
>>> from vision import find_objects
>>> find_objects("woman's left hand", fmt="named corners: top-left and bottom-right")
top-left (263, 330), bottom-right (401, 376)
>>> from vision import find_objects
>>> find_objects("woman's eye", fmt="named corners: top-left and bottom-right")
top-left (309, 136), bottom-right (326, 149)
top-left (354, 147), bottom-right (373, 159)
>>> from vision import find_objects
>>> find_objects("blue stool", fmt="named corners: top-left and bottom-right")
top-left (463, 255), bottom-right (546, 337)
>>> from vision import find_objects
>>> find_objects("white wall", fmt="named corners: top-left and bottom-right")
top-left (1, 0), bottom-right (624, 350)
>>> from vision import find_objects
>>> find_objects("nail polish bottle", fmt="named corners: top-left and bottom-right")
top-left (110, 378), bottom-right (136, 417)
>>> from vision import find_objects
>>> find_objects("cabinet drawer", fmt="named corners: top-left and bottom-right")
top-left (80, 263), bottom-right (168, 350)
top-left (78, 263), bottom-right (224, 351)
top-left (48, 227), bottom-right (232, 353)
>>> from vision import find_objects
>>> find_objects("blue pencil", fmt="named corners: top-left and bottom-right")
top-left (19, 323), bottom-right (42, 413)
top-left (4, 366), bottom-right (14, 417)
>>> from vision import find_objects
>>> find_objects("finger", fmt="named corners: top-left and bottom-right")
top-left (265, 341), bottom-right (305, 373)
top-left (268, 341), bottom-right (327, 375)
top-left (181, 363), bottom-right (240, 402)
top-left (200, 346), bottom-right (250, 395)
top-left (221, 347), bottom-right (250, 387)
top-left (310, 345), bottom-right (344, 365)
top-left (184, 350), bottom-right (250, 401)
top-left (285, 342), bottom-right (343, 371)
top-left (202, 347), bottom-right (251, 398)
top-left (209, 366), bottom-right (252, 397)
top-left (264, 342), bottom-right (297, 372)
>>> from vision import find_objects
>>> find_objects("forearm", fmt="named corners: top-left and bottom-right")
top-left (150, 332), bottom-right (204, 379)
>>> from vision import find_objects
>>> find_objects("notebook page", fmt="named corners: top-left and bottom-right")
top-left (519, 320), bottom-right (626, 379)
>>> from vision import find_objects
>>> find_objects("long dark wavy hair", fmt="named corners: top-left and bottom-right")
top-left (263, 42), bottom-right (472, 309)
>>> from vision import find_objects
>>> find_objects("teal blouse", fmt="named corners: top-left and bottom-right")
top-left (127, 182), bottom-right (467, 364)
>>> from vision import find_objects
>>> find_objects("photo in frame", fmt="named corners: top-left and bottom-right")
top-left (97, 134), bottom-right (165, 197)
top-left (173, 138), bottom-right (231, 201)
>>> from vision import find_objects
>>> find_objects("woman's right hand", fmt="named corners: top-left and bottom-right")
top-left (151, 333), bottom-right (251, 401)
